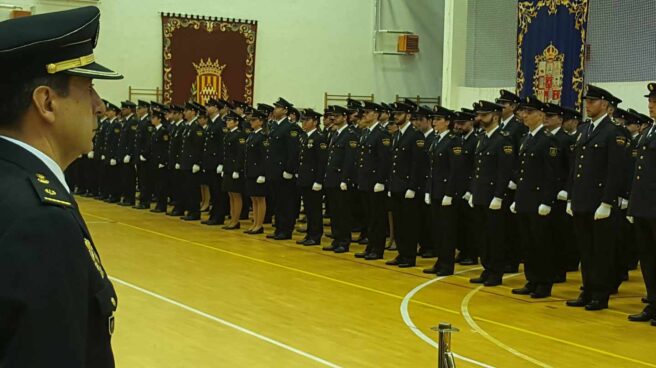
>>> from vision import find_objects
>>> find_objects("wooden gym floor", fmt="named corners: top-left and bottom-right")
top-left (79, 197), bottom-right (656, 367)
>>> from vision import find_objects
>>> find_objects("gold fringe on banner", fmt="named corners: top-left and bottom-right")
top-left (160, 12), bottom-right (258, 25)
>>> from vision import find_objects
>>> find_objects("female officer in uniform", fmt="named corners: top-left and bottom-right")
top-left (222, 112), bottom-right (247, 230)
top-left (244, 110), bottom-right (268, 234)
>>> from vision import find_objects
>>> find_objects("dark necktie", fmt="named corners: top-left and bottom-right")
top-left (586, 123), bottom-right (594, 139)
top-left (361, 128), bottom-right (370, 144)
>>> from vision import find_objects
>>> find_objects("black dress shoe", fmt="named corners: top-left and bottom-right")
top-left (322, 245), bottom-right (337, 251)
top-left (421, 251), bottom-right (437, 259)
top-left (512, 287), bottom-right (534, 295)
top-left (423, 267), bottom-right (439, 274)
top-left (470, 271), bottom-right (488, 284)
top-left (398, 262), bottom-right (416, 268)
top-left (354, 252), bottom-right (367, 259)
top-left (301, 240), bottom-right (321, 246)
top-left (333, 246), bottom-right (349, 253)
top-left (181, 214), bottom-right (200, 221)
top-left (266, 233), bottom-right (277, 239)
top-left (436, 270), bottom-right (454, 277)
top-left (459, 258), bottom-right (478, 266)
top-left (651, 319), bottom-right (656, 326)
top-left (553, 274), bottom-right (567, 284)
top-left (296, 238), bottom-right (309, 245)
top-left (628, 307), bottom-right (655, 322)
top-left (585, 299), bottom-right (608, 311)
top-left (222, 223), bottom-right (241, 230)
top-left (530, 285), bottom-right (552, 299)
top-left (169, 210), bottom-right (184, 216)
top-left (387, 245), bottom-right (398, 251)
top-left (134, 204), bottom-right (149, 210)
top-left (566, 294), bottom-right (589, 307)
top-left (244, 227), bottom-right (264, 235)
top-left (484, 277), bottom-right (502, 287)
top-left (118, 201), bottom-right (134, 207)
top-left (385, 258), bottom-right (401, 266)
top-left (150, 208), bottom-right (166, 213)
top-left (357, 238), bottom-right (369, 245)
top-left (273, 234), bottom-right (291, 240)
top-left (364, 253), bottom-right (382, 260)
top-left (202, 218), bottom-right (224, 225)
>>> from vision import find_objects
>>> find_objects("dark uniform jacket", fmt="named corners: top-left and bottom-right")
top-left (569, 116), bottom-right (627, 212)
top-left (427, 131), bottom-right (465, 199)
top-left (264, 118), bottom-right (301, 180)
top-left (147, 125), bottom-right (170, 168)
top-left (324, 125), bottom-right (359, 189)
top-left (94, 118), bottom-right (108, 159)
top-left (201, 116), bottom-right (225, 173)
top-left (115, 114), bottom-right (138, 162)
top-left (356, 123), bottom-right (392, 192)
top-left (103, 118), bottom-right (121, 163)
top-left (470, 127), bottom-right (515, 206)
top-left (135, 114), bottom-right (152, 159)
top-left (179, 119), bottom-right (205, 171)
top-left (628, 127), bottom-right (656, 218)
top-left (514, 128), bottom-right (560, 213)
top-left (501, 115), bottom-right (528, 152)
top-left (223, 128), bottom-right (247, 176)
top-left (298, 130), bottom-right (328, 187)
top-left (168, 120), bottom-right (185, 170)
top-left (551, 128), bottom-right (576, 194)
top-left (460, 131), bottom-right (478, 193)
top-left (388, 124), bottom-right (425, 194)
top-left (416, 131), bottom-right (435, 195)
top-left (244, 129), bottom-right (266, 179)
top-left (0, 138), bottom-right (117, 367)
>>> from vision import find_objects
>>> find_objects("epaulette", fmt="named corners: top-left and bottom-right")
top-left (29, 173), bottom-right (73, 208)
top-left (500, 130), bottom-right (510, 137)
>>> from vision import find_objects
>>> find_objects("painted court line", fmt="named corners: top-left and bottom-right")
top-left (110, 276), bottom-right (342, 368)
top-left (400, 268), bottom-right (495, 368)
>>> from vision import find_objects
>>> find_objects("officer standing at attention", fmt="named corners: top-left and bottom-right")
top-left (166, 104), bottom-right (187, 216)
top-left (178, 103), bottom-right (204, 221)
top-left (145, 108), bottom-right (171, 213)
top-left (116, 100), bottom-right (138, 206)
top-left (201, 98), bottom-right (227, 226)
top-left (566, 85), bottom-right (627, 311)
top-left (134, 100), bottom-right (152, 208)
top-left (0, 7), bottom-right (121, 366)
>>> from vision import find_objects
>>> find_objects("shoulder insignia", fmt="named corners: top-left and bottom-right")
top-left (223, 128), bottom-right (229, 133)
top-left (239, 138), bottom-right (246, 144)
top-left (291, 130), bottom-right (299, 137)
top-left (549, 147), bottom-right (558, 157)
top-left (500, 130), bottom-right (510, 137)
top-left (319, 142), bottom-right (327, 150)
top-left (196, 130), bottom-right (204, 137)
top-left (84, 238), bottom-right (106, 279)
top-left (416, 140), bottom-right (425, 148)
top-left (382, 138), bottom-right (391, 146)
top-left (452, 146), bottom-right (462, 155)
top-left (503, 145), bottom-right (513, 154)
top-left (349, 140), bottom-right (358, 148)
top-left (616, 136), bottom-right (626, 146)
top-left (29, 173), bottom-right (73, 208)
top-left (163, 135), bottom-right (170, 141)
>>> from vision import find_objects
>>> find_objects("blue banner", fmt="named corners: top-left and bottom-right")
top-left (517, 0), bottom-right (589, 109)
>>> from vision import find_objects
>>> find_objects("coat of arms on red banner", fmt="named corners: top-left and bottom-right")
top-left (191, 58), bottom-right (229, 105)
top-left (533, 44), bottom-right (564, 104)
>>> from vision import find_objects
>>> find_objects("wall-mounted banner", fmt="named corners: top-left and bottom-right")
top-left (517, 0), bottom-right (589, 109)
top-left (162, 13), bottom-right (258, 105)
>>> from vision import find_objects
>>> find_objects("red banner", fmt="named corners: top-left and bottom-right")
top-left (161, 13), bottom-right (258, 105)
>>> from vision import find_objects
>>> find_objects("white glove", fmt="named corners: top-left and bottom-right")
top-left (594, 202), bottom-right (612, 220)
top-left (158, 164), bottom-right (165, 169)
top-left (312, 182), bottom-right (323, 191)
top-left (140, 155), bottom-right (147, 162)
top-left (566, 201), bottom-right (573, 216)
top-left (489, 197), bottom-right (502, 210)
top-left (404, 189), bottom-right (415, 199)
top-left (283, 171), bottom-right (294, 180)
top-left (256, 176), bottom-right (266, 184)
top-left (192, 164), bottom-right (200, 174)
top-left (627, 216), bottom-right (634, 224)
top-left (510, 202), bottom-right (517, 214)
top-left (217, 164), bottom-right (224, 174)
top-left (508, 181), bottom-right (517, 190)
top-left (221, 171), bottom-right (224, 177)
top-left (87, 151), bottom-right (94, 159)
top-left (442, 196), bottom-right (452, 206)
top-left (295, 173), bottom-right (299, 179)
top-left (462, 192), bottom-right (472, 202)
top-left (232, 171), bottom-right (240, 179)
top-left (101, 155), bottom-right (106, 160)
top-left (424, 193), bottom-right (431, 205)
top-left (123, 155), bottom-right (131, 164)
top-left (620, 198), bottom-right (629, 210)
top-left (387, 191), bottom-right (392, 198)
top-left (468, 195), bottom-right (474, 208)
top-left (340, 182), bottom-right (348, 191)
top-left (110, 159), bottom-right (117, 166)
top-left (373, 183), bottom-right (385, 193)
top-left (175, 163), bottom-right (181, 170)
top-left (538, 204), bottom-right (551, 216)
top-left (557, 190), bottom-right (568, 201)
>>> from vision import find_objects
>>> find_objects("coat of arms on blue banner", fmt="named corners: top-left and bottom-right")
top-left (517, 0), bottom-right (589, 109)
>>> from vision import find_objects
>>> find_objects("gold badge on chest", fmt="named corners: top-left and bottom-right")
top-left (84, 238), bottom-right (106, 279)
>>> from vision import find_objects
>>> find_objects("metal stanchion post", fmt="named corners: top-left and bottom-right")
top-left (432, 322), bottom-right (459, 368)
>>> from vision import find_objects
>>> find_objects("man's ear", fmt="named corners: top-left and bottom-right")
top-left (32, 86), bottom-right (57, 125)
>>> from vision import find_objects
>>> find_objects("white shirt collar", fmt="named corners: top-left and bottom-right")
top-left (424, 130), bottom-right (433, 138)
top-left (307, 128), bottom-right (317, 136)
top-left (550, 126), bottom-right (561, 135)
top-left (210, 114), bottom-right (220, 123)
top-left (486, 125), bottom-right (500, 138)
top-left (230, 127), bottom-right (238, 132)
top-left (336, 124), bottom-right (348, 134)
top-left (0, 136), bottom-right (70, 193)
top-left (276, 117), bottom-right (286, 125)
top-left (175, 119), bottom-right (184, 126)
top-left (438, 129), bottom-right (450, 140)
top-left (530, 124), bottom-right (543, 136)
top-left (632, 131), bottom-right (640, 139)
top-left (254, 128), bottom-right (263, 133)
top-left (140, 114), bottom-right (149, 121)
top-left (369, 121), bottom-right (380, 131)
top-left (125, 113), bottom-right (134, 120)
top-left (155, 124), bottom-right (162, 131)
top-left (399, 122), bottom-right (411, 135)
top-left (463, 130), bottom-right (474, 140)
top-left (501, 114), bottom-right (515, 128)
top-left (591, 114), bottom-right (607, 129)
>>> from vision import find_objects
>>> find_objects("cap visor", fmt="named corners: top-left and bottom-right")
top-left (63, 62), bottom-right (123, 80)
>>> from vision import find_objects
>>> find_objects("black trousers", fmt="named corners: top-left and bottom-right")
top-left (572, 212), bottom-right (617, 300)
top-left (472, 205), bottom-right (506, 278)
top-left (363, 191), bottom-right (387, 257)
top-left (518, 212), bottom-right (554, 286)
top-left (618, 209), bottom-right (639, 271)
top-left (456, 197), bottom-right (476, 260)
top-left (208, 173), bottom-right (228, 221)
top-left (271, 179), bottom-right (296, 235)
top-left (552, 200), bottom-right (579, 276)
top-left (138, 164), bottom-right (155, 206)
top-left (85, 159), bottom-right (99, 195)
top-left (327, 188), bottom-right (352, 246)
top-left (119, 163), bottom-right (136, 203)
top-left (432, 201), bottom-right (458, 271)
top-left (504, 189), bottom-right (522, 268)
top-left (391, 194), bottom-right (420, 262)
top-left (352, 190), bottom-right (367, 235)
top-left (301, 187), bottom-right (324, 241)
top-left (107, 163), bottom-right (122, 200)
top-left (170, 169), bottom-right (184, 212)
top-left (182, 171), bottom-right (201, 216)
top-left (417, 201), bottom-right (432, 252)
top-left (153, 166), bottom-right (168, 210)
top-left (635, 217), bottom-right (656, 304)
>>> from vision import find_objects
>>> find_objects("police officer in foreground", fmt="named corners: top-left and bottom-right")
top-left (0, 7), bottom-right (121, 366)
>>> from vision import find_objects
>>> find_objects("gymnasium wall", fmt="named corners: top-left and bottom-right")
top-left (2, 0), bottom-right (444, 110)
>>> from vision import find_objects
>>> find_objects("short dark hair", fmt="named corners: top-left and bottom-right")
top-left (0, 74), bottom-right (71, 127)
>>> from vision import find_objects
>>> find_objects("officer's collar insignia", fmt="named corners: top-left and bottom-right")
top-left (36, 173), bottom-right (50, 184)
top-left (500, 130), bottom-right (510, 137)
top-left (29, 173), bottom-right (73, 208)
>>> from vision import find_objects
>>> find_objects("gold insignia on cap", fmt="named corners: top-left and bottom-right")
top-left (36, 173), bottom-right (50, 184)
top-left (417, 140), bottom-right (425, 148)
top-left (84, 238), bottom-right (105, 279)
top-left (44, 188), bottom-right (57, 196)
top-left (46, 54), bottom-right (96, 74)
top-left (503, 145), bottom-right (513, 154)
top-left (549, 147), bottom-right (558, 157)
